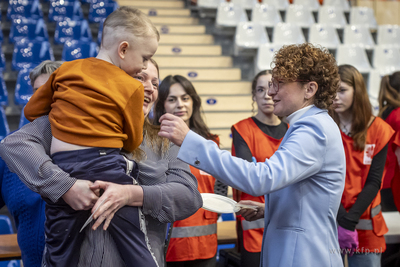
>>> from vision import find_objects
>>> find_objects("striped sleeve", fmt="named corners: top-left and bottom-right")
top-left (0, 116), bottom-right (76, 202)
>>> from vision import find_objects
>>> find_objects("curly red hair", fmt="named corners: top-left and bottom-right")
top-left (272, 43), bottom-right (340, 109)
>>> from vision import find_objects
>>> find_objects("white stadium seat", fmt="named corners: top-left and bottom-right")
top-left (216, 2), bottom-right (248, 27)
top-left (336, 44), bottom-right (372, 74)
top-left (349, 7), bottom-right (377, 30)
top-left (197, 0), bottom-right (225, 8)
top-left (285, 5), bottom-right (315, 28)
top-left (254, 43), bottom-right (283, 73)
top-left (234, 22), bottom-right (269, 55)
top-left (272, 23), bottom-right (305, 45)
top-left (308, 24), bottom-right (340, 50)
top-left (323, 0), bottom-right (350, 12)
top-left (251, 4), bottom-right (282, 27)
top-left (343, 25), bottom-right (375, 50)
top-left (232, 0), bottom-right (259, 10)
top-left (377, 25), bottom-right (400, 48)
top-left (318, 6), bottom-right (347, 29)
top-left (373, 45), bottom-right (400, 75)
top-left (293, 0), bottom-right (320, 12)
top-left (262, 0), bottom-right (289, 11)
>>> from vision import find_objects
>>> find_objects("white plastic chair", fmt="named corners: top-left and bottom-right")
top-left (377, 25), bottom-right (400, 48)
top-left (318, 5), bottom-right (347, 29)
top-left (232, 0), bottom-right (258, 10)
top-left (343, 25), bottom-right (375, 50)
top-left (373, 45), bottom-right (400, 75)
top-left (293, 0), bottom-right (320, 12)
top-left (197, 0), bottom-right (225, 8)
top-left (262, 0), bottom-right (289, 11)
top-left (323, 0), bottom-right (350, 12)
top-left (251, 4), bottom-right (282, 27)
top-left (216, 2), bottom-right (248, 27)
top-left (254, 43), bottom-right (283, 73)
top-left (349, 7), bottom-right (377, 30)
top-left (368, 69), bottom-right (383, 106)
top-left (272, 23), bottom-right (306, 45)
top-left (336, 44), bottom-right (372, 73)
top-left (308, 24), bottom-right (340, 50)
top-left (285, 5), bottom-right (315, 28)
top-left (234, 22), bottom-right (269, 55)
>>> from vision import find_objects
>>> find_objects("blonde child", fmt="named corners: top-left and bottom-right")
top-left (24, 7), bottom-right (160, 267)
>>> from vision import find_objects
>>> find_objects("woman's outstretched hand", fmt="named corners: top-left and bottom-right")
top-left (235, 200), bottom-right (265, 221)
top-left (158, 113), bottom-right (190, 146)
top-left (89, 181), bottom-right (144, 230)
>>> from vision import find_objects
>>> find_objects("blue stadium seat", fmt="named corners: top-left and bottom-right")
top-left (7, 0), bottom-right (43, 21)
top-left (0, 25), bottom-right (3, 44)
top-left (54, 19), bottom-right (92, 45)
top-left (14, 68), bottom-right (33, 106)
top-left (19, 105), bottom-right (30, 128)
top-left (0, 107), bottom-right (10, 141)
top-left (97, 18), bottom-right (105, 45)
top-left (0, 75), bottom-right (8, 107)
top-left (0, 46), bottom-right (6, 71)
top-left (9, 18), bottom-right (49, 44)
top-left (62, 40), bottom-right (98, 61)
top-left (48, 0), bottom-right (84, 22)
top-left (89, 1), bottom-right (118, 23)
top-left (12, 39), bottom-right (54, 71)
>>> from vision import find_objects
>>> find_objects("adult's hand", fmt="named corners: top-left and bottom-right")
top-left (89, 181), bottom-right (144, 231)
top-left (62, 179), bottom-right (100, 210)
top-left (337, 225), bottom-right (359, 256)
top-left (235, 200), bottom-right (264, 221)
top-left (158, 113), bottom-right (190, 146)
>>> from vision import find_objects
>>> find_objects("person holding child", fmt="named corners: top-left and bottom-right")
top-left (4, 6), bottom-right (160, 267)
top-left (331, 64), bottom-right (394, 266)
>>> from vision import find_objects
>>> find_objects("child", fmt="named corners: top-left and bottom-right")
top-left (24, 7), bottom-right (160, 267)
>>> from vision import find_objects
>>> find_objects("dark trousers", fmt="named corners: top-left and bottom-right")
top-left (43, 148), bottom-right (158, 267)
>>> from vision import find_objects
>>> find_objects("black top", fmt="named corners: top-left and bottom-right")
top-left (232, 117), bottom-right (288, 163)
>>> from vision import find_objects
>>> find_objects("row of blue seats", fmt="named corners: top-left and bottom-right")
top-left (2, 17), bottom-right (104, 45)
top-left (3, 0), bottom-right (117, 23)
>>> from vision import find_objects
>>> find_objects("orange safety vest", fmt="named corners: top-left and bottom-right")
top-left (166, 139), bottom-right (219, 262)
top-left (231, 118), bottom-right (286, 253)
top-left (341, 117), bottom-right (394, 253)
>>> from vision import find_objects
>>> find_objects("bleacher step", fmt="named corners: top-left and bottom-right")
top-left (159, 68), bottom-right (241, 81)
top-left (150, 17), bottom-right (199, 25)
top-left (202, 112), bottom-right (253, 129)
top-left (193, 81), bottom-right (252, 95)
top-left (154, 56), bottom-right (232, 68)
top-left (156, 45), bottom-right (222, 56)
top-left (201, 95), bottom-right (253, 112)
top-left (139, 8), bottom-right (190, 17)
top-left (156, 25), bottom-right (206, 34)
top-left (121, 0), bottom-right (185, 8)
top-left (159, 34), bottom-right (213, 45)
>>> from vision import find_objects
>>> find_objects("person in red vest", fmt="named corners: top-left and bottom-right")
top-left (331, 64), bottom-right (394, 266)
top-left (153, 75), bottom-right (227, 267)
top-left (378, 71), bottom-right (400, 212)
top-left (231, 70), bottom-right (288, 267)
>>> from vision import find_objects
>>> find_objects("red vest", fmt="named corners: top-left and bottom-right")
top-left (341, 117), bottom-right (394, 252)
top-left (231, 118), bottom-right (285, 252)
top-left (383, 108), bottom-right (400, 189)
top-left (166, 139), bottom-right (219, 262)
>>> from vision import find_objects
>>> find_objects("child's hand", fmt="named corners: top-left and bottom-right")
top-left (62, 179), bottom-right (99, 210)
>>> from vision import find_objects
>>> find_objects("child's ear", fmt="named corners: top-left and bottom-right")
top-left (118, 41), bottom-right (129, 59)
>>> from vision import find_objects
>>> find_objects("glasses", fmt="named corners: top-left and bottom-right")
top-left (268, 79), bottom-right (311, 92)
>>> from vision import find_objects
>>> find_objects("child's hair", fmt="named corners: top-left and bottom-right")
top-left (332, 64), bottom-right (372, 151)
top-left (29, 60), bottom-right (63, 86)
top-left (378, 71), bottom-right (400, 119)
top-left (153, 75), bottom-right (218, 142)
top-left (101, 6), bottom-right (160, 49)
top-left (251, 70), bottom-right (272, 113)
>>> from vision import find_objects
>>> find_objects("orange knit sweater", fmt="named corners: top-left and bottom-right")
top-left (24, 58), bottom-right (144, 152)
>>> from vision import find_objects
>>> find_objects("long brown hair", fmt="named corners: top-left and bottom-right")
top-left (378, 71), bottom-right (400, 119)
top-left (251, 70), bottom-right (272, 113)
top-left (331, 64), bottom-right (372, 151)
top-left (153, 75), bottom-right (218, 141)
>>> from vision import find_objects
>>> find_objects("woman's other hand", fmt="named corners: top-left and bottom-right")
top-left (62, 179), bottom-right (99, 210)
top-left (89, 181), bottom-right (144, 230)
top-left (235, 200), bottom-right (264, 221)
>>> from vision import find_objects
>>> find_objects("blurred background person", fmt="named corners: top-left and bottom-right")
top-left (331, 64), bottom-right (394, 266)
top-left (231, 70), bottom-right (288, 267)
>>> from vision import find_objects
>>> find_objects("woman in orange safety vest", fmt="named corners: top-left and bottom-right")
top-left (378, 71), bottom-right (400, 212)
top-left (154, 75), bottom-right (227, 267)
top-left (331, 65), bottom-right (394, 267)
top-left (231, 70), bottom-right (288, 267)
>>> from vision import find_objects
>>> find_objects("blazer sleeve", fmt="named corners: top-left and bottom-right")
top-left (178, 120), bottom-right (327, 197)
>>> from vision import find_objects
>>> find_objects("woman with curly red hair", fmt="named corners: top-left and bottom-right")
top-left (158, 43), bottom-right (345, 267)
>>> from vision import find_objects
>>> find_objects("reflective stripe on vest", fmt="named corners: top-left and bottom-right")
top-left (242, 218), bottom-right (264, 231)
top-left (355, 204), bottom-right (381, 231)
top-left (170, 223), bottom-right (217, 238)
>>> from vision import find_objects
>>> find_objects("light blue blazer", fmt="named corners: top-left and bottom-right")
top-left (178, 106), bottom-right (345, 267)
